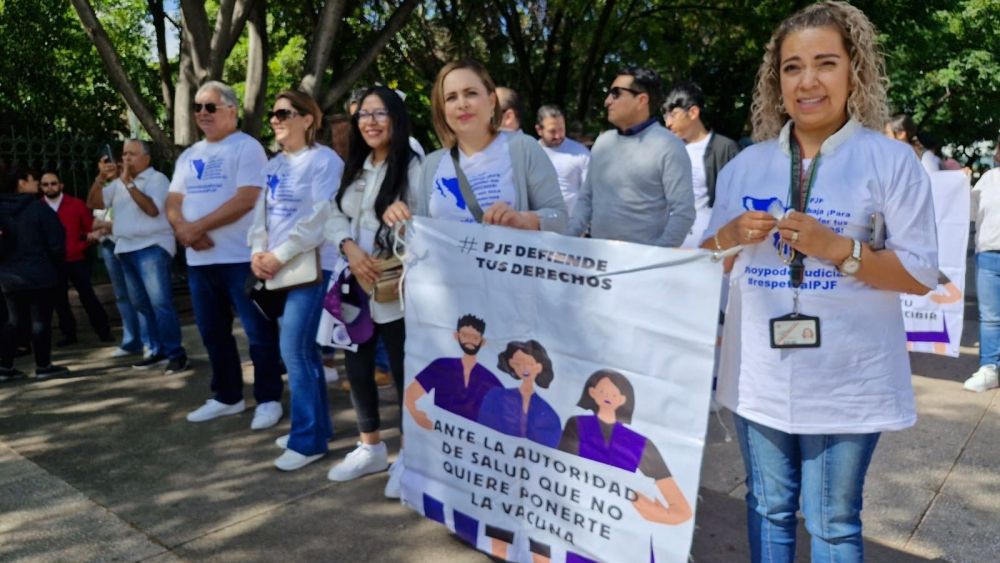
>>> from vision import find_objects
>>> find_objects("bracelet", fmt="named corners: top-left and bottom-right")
top-left (713, 233), bottom-right (724, 251)
top-left (338, 237), bottom-right (354, 254)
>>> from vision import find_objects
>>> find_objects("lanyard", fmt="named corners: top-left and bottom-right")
top-left (787, 131), bottom-right (820, 289)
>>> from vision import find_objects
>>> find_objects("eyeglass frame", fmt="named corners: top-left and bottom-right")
top-left (355, 109), bottom-right (391, 123)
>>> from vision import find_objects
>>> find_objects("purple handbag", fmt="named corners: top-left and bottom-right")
top-left (322, 268), bottom-right (375, 345)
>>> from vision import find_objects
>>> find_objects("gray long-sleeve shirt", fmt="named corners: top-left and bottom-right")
top-left (567, 123), bottom-right (695, 246)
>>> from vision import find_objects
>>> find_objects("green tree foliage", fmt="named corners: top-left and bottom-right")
top-left (0, 0), bottom-right (156, 137)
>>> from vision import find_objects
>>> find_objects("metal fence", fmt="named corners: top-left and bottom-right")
top-left (0, 127), bottom-right (174, 197)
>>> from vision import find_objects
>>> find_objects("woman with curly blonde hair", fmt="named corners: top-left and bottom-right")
top-left (702, 2), bottom-right (938, 561)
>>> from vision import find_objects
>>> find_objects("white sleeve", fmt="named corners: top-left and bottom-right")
top-left (236, 137), bottom-right (268, 189)
top-left (168, 153), bottom-right (188, 194)
top-left (270, 151), bottom-right (342, 263)
top-left (884, 150), bottom-right (939, 288)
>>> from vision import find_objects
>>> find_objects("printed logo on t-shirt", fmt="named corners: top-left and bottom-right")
top-left (191, 159), bottom-right (206, 179)
top-left (266, 173), bottom-right (280, 198)
top-left (434, 177), bottom-right (468, 211)
top-left (434, 172), bottom-right (504, 223)
top-left (740, 194), bottom-right (856, 293)
top-left (187, 157), bottom-right (228, 194)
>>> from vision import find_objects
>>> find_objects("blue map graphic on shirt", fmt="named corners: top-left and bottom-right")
top-left (435, 177), bottom-right (467, 210)
top-left (191, 159), bottom-right (206, 179)
top-left (742, 196), bottom-right (788, 248)
top-left (266, 174), bottom-right (280, 198)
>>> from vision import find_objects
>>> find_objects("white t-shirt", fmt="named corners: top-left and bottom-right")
top-left (705, 120), bottom-right (938, 434)
top-left (258, 145), bottom-right (343, 270)
top-left (429, 132), bottom-right (515, 222)
top-left (104, 167), bottom-right (176, 256)
top-left (169, 131), bottom-right (267, 265)
top-left (972, 167), bottom-right (1000, 253)
top-left (539, 137), bottom-right (590, 217)
top-left (680, 134), bottom-right (711, 248)
top-left (921, 150), bottom-right (941, 175)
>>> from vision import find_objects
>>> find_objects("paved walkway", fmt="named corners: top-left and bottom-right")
top-left (0, 286), bottom-right (996, 562)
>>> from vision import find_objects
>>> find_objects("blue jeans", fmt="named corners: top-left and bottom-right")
top-left (976, 252), bottom-right (1000, 366)
top-left (282, 271), bottom-right (333, 456)
top-left (733, 414), bottom-right (880, 563)
top-left (187, 263), bottom-right (282, 405)
top-left (118, 245), bottom-right (185, 359)
top-left (100, 241), bottom-right (148, 353)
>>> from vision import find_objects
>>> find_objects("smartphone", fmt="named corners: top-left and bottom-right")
top-left (99, 143), bottom-right (114, 163)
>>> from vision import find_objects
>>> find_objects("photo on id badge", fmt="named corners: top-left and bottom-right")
top-left (769, 314), bottom-right (821, 348)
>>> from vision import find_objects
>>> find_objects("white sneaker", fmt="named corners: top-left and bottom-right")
top-left (251, 401), bottom-right (283, 430)
top-left (275, 434), bottom-right (289, 449)
top-left (327, 442), bottom-right (389, 482)
top-left (324, 364), bottom-right (340, 383)
top-left (274, 449), bottom-right (324, 471)
top-left (111, 347), bottom-right (139, 358)
top-left (963, 364), bottom-right (999, 392)
top-left (384, 448), bottom-right (404, 499)
top-left (186, 399), bottom-right (246, 422)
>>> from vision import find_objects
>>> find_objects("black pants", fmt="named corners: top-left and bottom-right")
top-left (1, 288), bottom-right (55, 369)
top-left (344, 318), bottom-right (405, 433)
top-left (54, 259), bottom-right (111, 339)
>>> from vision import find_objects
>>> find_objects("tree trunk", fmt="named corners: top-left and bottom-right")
top-left (174, 33), bottom-right (198, 147)
top-left (149, 0), bottom-right (174, 120)
top-left (242, 0), bottom-right (268, 139)
top-left (300, 0), bottom-right (349, 98)
top-left (69, 0), bottom-right (171, 151)
top-left (178, 0), bottom-right (212, 82)
top-left (320, 0), bottom-right (420, 112)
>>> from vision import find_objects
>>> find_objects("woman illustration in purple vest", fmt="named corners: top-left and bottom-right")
top-left (558, 369), bottom-right (692, 562)
top-left (476, 339), bottom-right (563, 561)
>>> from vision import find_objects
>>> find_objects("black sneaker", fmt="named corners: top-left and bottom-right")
top-left (164, 355), bottom-right (190, 374)
top-left (132, 354), bottom-right (168, 370)
top-left (0, 367), bottom-right (27, 382)
top-left (99, 333), bottom-right (115, 343)
top-left (35, 365), bottom-right (69, 380)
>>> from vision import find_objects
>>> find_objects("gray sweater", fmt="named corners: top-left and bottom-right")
top-left (415, 132), bottom-right (567, 232)
top-left (567, 123), bottom-right (695, 246)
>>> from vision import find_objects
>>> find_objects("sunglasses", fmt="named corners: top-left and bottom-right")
top-left (267, 109), bottom-right (300, 121)
top-left (607, 86), bottom-right (642, 100)
top-left (192, 102), bottom-right (230, 113)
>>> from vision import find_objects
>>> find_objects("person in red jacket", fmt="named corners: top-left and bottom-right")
top-left (40, 170), bottom-right (112, 345)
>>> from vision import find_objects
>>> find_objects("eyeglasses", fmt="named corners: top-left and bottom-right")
top-left (267, 109), bottom-right (299, 121)
top-left (356, 109), bottom-right (391, 123)
top-left (192, 102), bottom-right (231, 113)
top-left (40, 181), bottom-right (60, 187)
top-left (607, 86), bottom-right (642, 100)
top-left (664, 107), bottom-right (688, 120)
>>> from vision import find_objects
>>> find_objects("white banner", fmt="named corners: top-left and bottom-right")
top-left (904, 171), bottom-right (971, 357)
top-left (399, 217), bottom-right (723, 563)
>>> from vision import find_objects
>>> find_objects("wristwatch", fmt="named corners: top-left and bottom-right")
top-left (838, 239), bottom-right (862, 275)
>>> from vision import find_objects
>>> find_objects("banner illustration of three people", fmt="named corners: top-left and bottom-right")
top-left (399, 217), bottom-right (724, 563)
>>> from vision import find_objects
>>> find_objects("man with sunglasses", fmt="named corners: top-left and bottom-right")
top-left (566, 67), bottom-right (694, 247)
top-left (40, 169), bottom-right (114, 346)
top-left (166, 81), bottom-right (283, 430)
top-left (663, 82), bottom-right (740, 248)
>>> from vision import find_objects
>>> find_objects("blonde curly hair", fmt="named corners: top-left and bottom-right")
top-left (750, 1), bottom-right (889, 142)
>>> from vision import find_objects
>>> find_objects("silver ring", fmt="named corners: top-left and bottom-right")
top-left (791, 231), bottom-right (799, 243)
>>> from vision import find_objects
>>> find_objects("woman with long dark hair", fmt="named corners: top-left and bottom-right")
top-left (325, 86), bottom-right (420, 490)
top-left (249, 90), bottom-right (345, 471)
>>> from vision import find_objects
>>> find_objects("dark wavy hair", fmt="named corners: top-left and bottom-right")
top-left (335, 86), bottom-right (418, 254)
top-left (575, 369), bottom-right (636, 424)
top-left (497, 340), bottom-right (554, 388)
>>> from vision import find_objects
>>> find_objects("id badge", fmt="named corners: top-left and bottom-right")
top-left (769, 313), bottom-right (821, 348)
